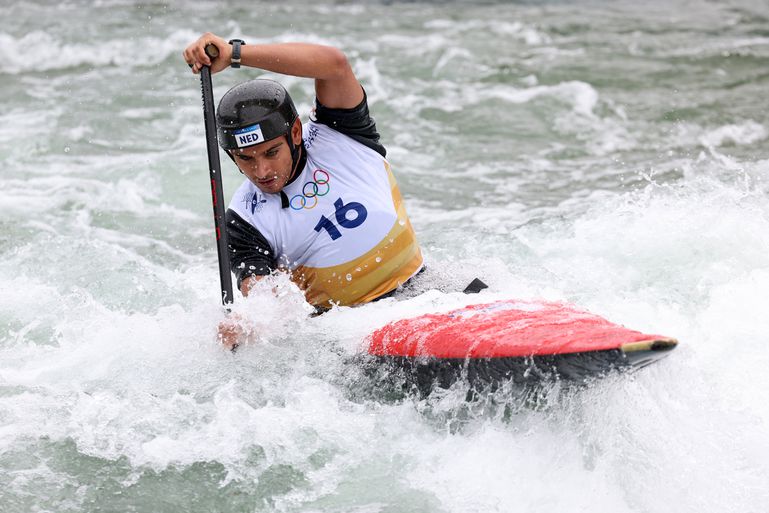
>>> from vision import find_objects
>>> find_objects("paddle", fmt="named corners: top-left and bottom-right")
top-left (197, 44), bottom-right (234, 308)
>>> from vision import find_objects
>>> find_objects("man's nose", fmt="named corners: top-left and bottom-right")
top-left (246, 159), bottom-right (270, 178)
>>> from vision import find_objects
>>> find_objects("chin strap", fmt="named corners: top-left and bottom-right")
top-left (285, 133), bottom-right (305, 186)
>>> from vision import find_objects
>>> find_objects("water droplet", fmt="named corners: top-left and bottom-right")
top-left (64, 146), bottom-right (71, 153)
top-left (375, 256), bottom-right (382, 263)
top-left (355, 267), bottom-right (361, 272)
top-left (346, 274), bottom-right (352, 281)
top-left (398, 219), bottom-right (406, 226)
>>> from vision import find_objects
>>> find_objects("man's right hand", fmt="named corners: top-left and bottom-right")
top-left (217, 278), bottom-right (264, 351)
top-left (218, 314), bottom-right (247, 351)
top-left (183, 32), bottom-right (232, 75)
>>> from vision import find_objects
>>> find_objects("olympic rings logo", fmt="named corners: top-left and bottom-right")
top-left (290, 169), bottom-right (331, 210)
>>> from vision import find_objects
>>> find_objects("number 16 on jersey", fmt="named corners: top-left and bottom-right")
top-left (314, 197), bottom-right (368, 240)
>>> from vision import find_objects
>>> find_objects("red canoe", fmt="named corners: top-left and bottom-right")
top-left (365, 299), bottom-right (677, 391)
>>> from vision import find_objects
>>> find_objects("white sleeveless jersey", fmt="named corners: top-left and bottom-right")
top-left (228, 120), bottom-right (423, 307)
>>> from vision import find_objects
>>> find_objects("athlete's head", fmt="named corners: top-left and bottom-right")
top-left (217, 79), bottom-right (303, 193)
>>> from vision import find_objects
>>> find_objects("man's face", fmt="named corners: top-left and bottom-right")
top-left (230, 119), bottom-right (301, 194)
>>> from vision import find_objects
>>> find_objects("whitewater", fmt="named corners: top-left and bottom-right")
top-left (1, 1), bottom-right (768, 512)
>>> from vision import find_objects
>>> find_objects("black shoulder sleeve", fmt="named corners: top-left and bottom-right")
top-left (225, 208), bottom-right (277, 289)
top-left (313, 90), bottom-right (386, 157)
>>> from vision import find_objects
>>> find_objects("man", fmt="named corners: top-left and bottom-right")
top-left (183, 34), bottom-right (424, 347)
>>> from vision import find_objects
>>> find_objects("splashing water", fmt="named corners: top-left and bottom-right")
top-left (1, 0), bottom-right (769, 512)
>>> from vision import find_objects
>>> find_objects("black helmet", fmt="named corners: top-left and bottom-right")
top-left (216, 79), bottom-right (298, 151)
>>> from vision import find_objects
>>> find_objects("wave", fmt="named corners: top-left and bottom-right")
top-left (699, 120), bottom-right (768, 148)
top-left (0, 29), bottom-right (199, 74)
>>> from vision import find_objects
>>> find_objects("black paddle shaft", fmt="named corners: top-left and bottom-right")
top-left (199, 44), bottom-right (234, 306)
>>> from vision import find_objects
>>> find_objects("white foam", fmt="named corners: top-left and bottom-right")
top-left (423, 18), bottom-right (552, 45)
top-left (385, 80), bottom-right (636, 156)
top-left (0, 172), bottom-right (199, 224)
top-left (0, 29), bottom-right (200, 74)
top-left (406, 422), bottom-right (631, 512)
top-left (664, 36), bottom-right (769, 57)
top-left (700, 120), bottom-right (768, 148)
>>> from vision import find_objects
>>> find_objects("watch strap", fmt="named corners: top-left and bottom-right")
top-left (228, 39), bottom-right (245, 68)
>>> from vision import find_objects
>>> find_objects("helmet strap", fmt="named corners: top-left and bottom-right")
top-left (285, 132), bottom-right (305, 185)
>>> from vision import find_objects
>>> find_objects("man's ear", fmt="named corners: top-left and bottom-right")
top-left (291, 118), bottom-right (302, 145)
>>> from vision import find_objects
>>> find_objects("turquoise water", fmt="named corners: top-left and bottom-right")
top-left (2, 1), bottom-right (769, 511)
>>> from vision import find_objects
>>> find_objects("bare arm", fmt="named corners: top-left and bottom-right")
top-left (183, 33), bottom-right (364, 109)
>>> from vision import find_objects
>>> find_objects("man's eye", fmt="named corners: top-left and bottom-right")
top-left (266, 150), bottom-right (278, 157)
top-left (237, 155), bottom-right (252, 161)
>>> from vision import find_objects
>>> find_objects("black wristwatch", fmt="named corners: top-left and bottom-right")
top-left (228, 39), bottom-right (245, 68)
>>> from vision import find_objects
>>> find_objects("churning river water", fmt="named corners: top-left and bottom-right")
top-left (2, 1), bottom-right (769, 512)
